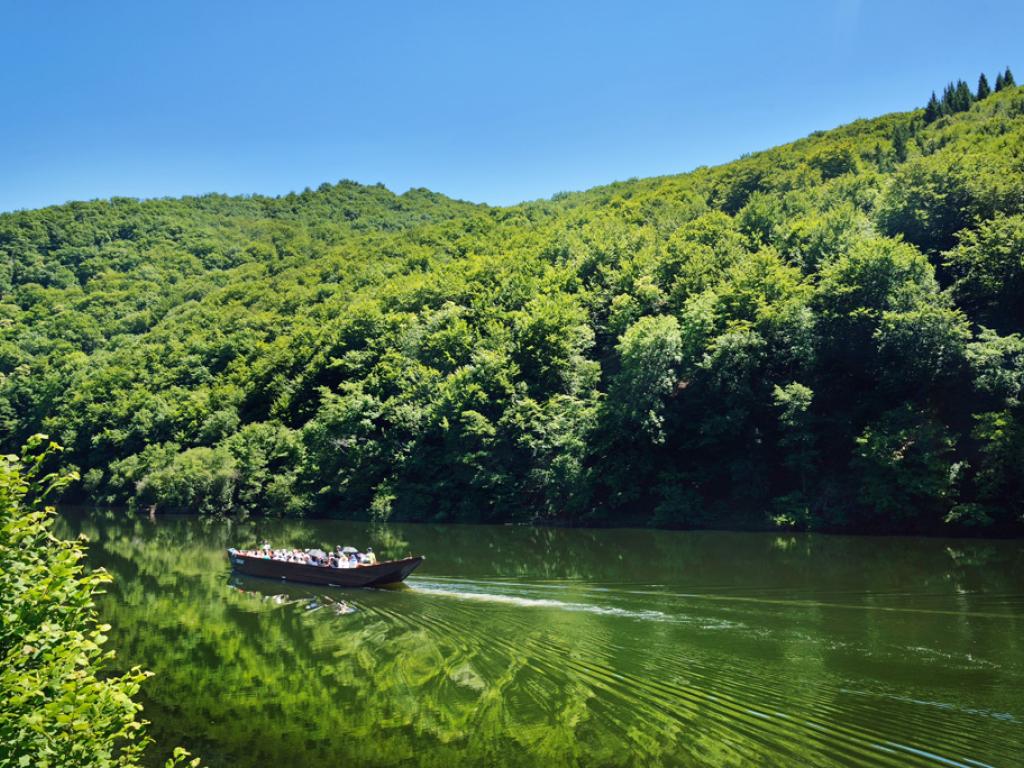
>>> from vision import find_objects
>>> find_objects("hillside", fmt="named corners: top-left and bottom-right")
top-left (4, 81), bottom-right (1024, 533)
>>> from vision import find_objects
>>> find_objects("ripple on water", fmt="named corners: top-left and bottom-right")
top-left (59, 512), bottom-right (1024, 768)
top-left (379, 577), bottom-right (1022, 767)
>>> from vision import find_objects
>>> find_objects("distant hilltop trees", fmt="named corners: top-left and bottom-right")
top-left (924, 66), bottom-right (1015, 123)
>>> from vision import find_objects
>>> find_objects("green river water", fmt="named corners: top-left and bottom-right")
top-left (59, 511), bottom-right (1023, 767)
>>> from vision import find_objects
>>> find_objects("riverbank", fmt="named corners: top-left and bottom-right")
top-left (63, 501), bottom-right (1024, 540)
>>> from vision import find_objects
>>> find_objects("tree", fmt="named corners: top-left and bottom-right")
top-left (938, 80), bottom-right (974, 116)
top-left (954, 80), bottom-right (974, 112)
top-left (852, 406), bottom-right (960, 528)
top-left (807, 141), bottom-right (860, 179)
top-left (891, 123), bottom-right (909, 161)
top-left (977, 72), bottom-right (991, 100)
top-left (941, 82), bottom-right (956, 114)
top-left (134, 446), bottom-right (237, 515)
top-left (772, 381), bottom-right (817, 521)
top-left (874, 304), bottom-right (971, 394)
top-left (995, 71), bottom-right (1005, 91)
top-left (605, 315), bottom-right (683, 443)
top-left (959, 407), bottom-right (1024, 527)
top-left (946, 214), bottom-right (1024, 333)
top-left (876, 150), bottom-right (1020, 255)
top-left (923, 91), bottom-right (942, 123)
top-left (1004, 67), bottom-right (1016, 88)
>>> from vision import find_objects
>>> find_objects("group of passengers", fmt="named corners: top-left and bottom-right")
top-left (238, 543), bottom-right (378, 568)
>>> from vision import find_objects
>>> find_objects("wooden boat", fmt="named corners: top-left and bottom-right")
top-left (227, 549), bottom-right (424, 587)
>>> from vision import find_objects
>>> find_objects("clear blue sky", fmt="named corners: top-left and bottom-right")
top-left (2, 1), bottom-right (1021, 212)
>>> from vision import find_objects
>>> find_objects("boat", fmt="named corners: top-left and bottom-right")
top-left (226, 548), bottom-right (424, 587)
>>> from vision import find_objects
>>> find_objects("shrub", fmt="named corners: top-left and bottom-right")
top-left (0, 436), bottom-right (201, 768)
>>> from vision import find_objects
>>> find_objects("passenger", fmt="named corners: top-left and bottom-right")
top-left (366, 547), bottom-right (377, 565)
top-left (349, 554), bottom-right (359, 567)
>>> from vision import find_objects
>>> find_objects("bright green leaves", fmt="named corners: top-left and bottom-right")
top-left (607, 315), bottom-right (683, 443)
top-left (807, 141), bottom-right (861, 180)
top-left (511, 293), bottom-right (597, 399)
top-left (946, 213), bottom-right (1024, 333)
top-left (0, 441), bottom-right (190, 768)
top-left (660, 211), bottom-right (746, 305)
top-left (815, 236), bottom-right (937, 320)
top-left (877, 148), bottom-right (1024, 255)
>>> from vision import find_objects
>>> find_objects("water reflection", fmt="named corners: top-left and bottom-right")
top-left (228, 575), bottom-right (360, 615)
top-left (58, 511), bottom-right (1024, 767)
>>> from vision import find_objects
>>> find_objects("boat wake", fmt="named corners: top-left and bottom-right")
top-left (409, 578), bottom-right (743, 628)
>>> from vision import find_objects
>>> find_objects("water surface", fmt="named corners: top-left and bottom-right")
top-left (60, 512), bottom-right (1024, 767)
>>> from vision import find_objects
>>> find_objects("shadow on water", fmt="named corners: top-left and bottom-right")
top-left (58, 510), bottom-right (1024, 768)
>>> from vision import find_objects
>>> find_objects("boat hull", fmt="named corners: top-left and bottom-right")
top-left (227, 551), bottom-right (423, 587)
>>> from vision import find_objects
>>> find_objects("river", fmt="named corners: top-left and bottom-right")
top-left (58, 511), bottom-right (1023, 767)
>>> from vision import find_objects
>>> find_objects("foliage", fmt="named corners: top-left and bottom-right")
top-left (0, 436), bottom-right (201, 768)
top-left (3, 82), bottom-right (1024, 532)
top-left (606, 315), bottom-right (682, 442)
top-left (946, 214), bottom-right (1024, 333)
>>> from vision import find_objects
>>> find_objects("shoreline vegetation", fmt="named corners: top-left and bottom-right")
top-left (3, 72), bottom-right (1024, 536)
top-left (0, 436), bottom-right (201, 768)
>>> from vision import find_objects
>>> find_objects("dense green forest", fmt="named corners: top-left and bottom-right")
top-left (4, 76), bottom-right (1024, 534)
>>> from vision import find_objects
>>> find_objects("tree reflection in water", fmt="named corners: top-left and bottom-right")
top-left (58, 511), bottom-right (1024, 768)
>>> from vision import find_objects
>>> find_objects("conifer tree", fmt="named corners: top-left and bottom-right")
top-left (924, 91), bottom-right (942, 123)
top-left (995, 72), bottom-right (1005, 91)
top-left (977, 72), bottom-right (991, 100)
top-left (871, 142), bottom-right (886, 169)
top-left (1004, 67), bottom-right (1016, 88)
top-left (891, 124), bottom-right (909, 162)
top-left (941, 83), bottom-right (956, 114)
top-left (954, 80), bottom-right (974, 112)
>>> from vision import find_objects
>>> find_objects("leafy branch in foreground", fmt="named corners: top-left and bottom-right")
top-left (0, 435), bottom-right (201, 768)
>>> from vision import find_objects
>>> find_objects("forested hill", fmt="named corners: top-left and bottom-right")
top-left (4, 77), bottom-right (1024, 534)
